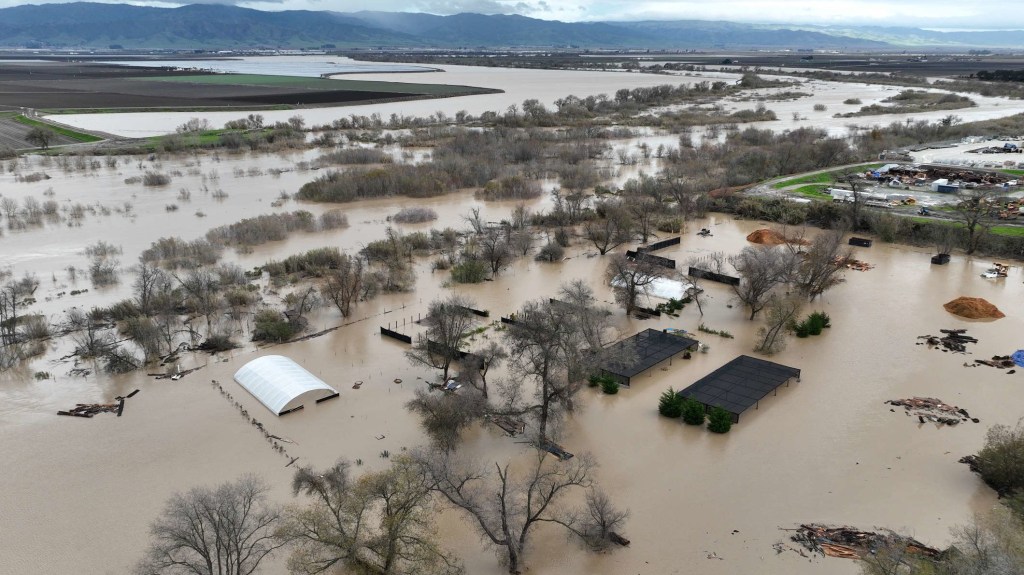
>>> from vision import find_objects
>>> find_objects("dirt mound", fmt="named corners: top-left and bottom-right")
top-left (746, 229), bottom-right (788, 245)
top-left (943, 297), bottom-right (1005, 320)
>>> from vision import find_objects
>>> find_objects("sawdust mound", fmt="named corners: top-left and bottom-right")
top-left (943, 297), bottom-right (1005, 320)
top-left (746, 229), bottom-right (787, 245)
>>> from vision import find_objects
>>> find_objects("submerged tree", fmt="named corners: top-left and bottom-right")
top-left (500, 281), bottom-right (621, 442)
top-left (754, 294), bottom-right (803, 355)
top-left (584, 203), bottom-right (633, 255)
top-left (321, 253), bottom-right (364, 317)
top-left (420, 450), bottom-right (626, 574)
top-left (284, 457), bottom-right (461, 575)
top-left (730, 245), bottom-right (795, 320)
top-left (406, 295), bottom-right (477, 382)
top-left (789, 228), bottom-right (851, 300)
top-left (605, 253), bottom-right (669, 316)
top-left (136, 474), bottom-right (285, 575)
top-left (406, 386), bottom-right (489, 452)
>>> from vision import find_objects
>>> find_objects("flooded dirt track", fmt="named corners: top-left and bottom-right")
top-left (2, 171), bottom-right (1023, 574)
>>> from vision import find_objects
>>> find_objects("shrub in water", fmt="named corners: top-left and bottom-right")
top-left (659, 387), bottom-right (684, 418)
top-left (451, 259), bottom-right (488, 283)
top-left (708, 406), bottom-right (733, 433)
top-left (600, 378), bottom-right (620, 395)
top-left (682, 398), bottom-right (706, 425)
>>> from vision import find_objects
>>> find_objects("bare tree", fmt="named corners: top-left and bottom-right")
top-left (575, 489), bottom-right (630, 551)
top-left (406, 386), bottom-right (489, 452)
top-left (605, 253), bottom-right (669, 316)
top-left (754, 294), bottom-right (803, 355)
top-left (789, 229), bottom-right (851, 300)
top-left (479, 227), bottom-right (512, 275)
top-left (952, 186), bottom-right (1000, 255)
top-left (321, 253), bottom-right (364, 318)
top-left (730, 246), bottom-right (796, 320)
top-left (135, 474), bottom-right (285, 575)
top-left (584, 203), bottom-right (633, 255)
top-left (420, 450), bottom-right (625, 574)
top-left (467, 340), bottom-right (507, 399)
top-left (550, 187), bottom-right (591, 225)
top-left (0, 197), bottom-right (18, 219)
top-left (501, 282), bottom-right (618, 442)
top-left (463, 207), bottom-right (485, 234)
top-left (623, 194), bottom-right (659, 244)
top-left (133, 258), bottom-right (167, 315)
top-left (834, 171), bottom-right (867, 231)
top-left (25, 126), bottom-right (55, 149)
top-left (173, 269), bottom-right (222, 334)
top-left (284, 458), bottom-right (460, 575)
top-left (406, 295), bottom-right (477, 382)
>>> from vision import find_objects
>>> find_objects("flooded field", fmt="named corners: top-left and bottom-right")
top-left (51, 58), bottom-right (1024, 138)
top-left (1, 142), bottom-right (1022, 575)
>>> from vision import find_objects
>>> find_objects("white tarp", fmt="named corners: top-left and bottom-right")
top-left (233, 355), bottom-right (337, 415)
top-left (610, 277), bottom-right (699, 301)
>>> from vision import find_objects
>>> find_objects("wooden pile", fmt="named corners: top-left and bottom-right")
top-left (843, 258), bottom-right (874, 271)
top-left (886, 397), bottom-right (977, 426)
top-left (791, 524), bottom-right (941, 561)
top-left (917, 329), bottom-right (977, 353)
top-left (57, 390), bottom-right (138, 418)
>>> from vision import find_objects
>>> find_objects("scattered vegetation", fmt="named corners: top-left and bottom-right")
top-left (698, 323), bottom-right (734, 338)
top-left (391, 206), bottom-right (438, 223)
top-left (793, 311), bottom-right (831, 338)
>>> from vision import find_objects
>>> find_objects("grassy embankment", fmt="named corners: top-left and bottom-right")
top-left (10, 114), bottom-right (103, 143)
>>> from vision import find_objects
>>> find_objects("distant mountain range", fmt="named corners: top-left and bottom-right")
top-left (0, 3), bottom-right (1022, 51)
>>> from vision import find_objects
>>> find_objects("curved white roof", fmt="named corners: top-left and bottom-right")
top-left (233, 355), bottom-right (338, 415)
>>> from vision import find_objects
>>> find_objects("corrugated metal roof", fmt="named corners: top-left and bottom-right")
top-left (233, 355), bottom-right (337, 415)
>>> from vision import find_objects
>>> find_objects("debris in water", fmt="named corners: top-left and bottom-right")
top-left (57, 402), bottom-right (122, 418)
top-left (917, 329), bottom-right (978, 353)
top-left (886, 397), bottom-right (975, 426)
top-left (789, 524), bottom-right (941, 561)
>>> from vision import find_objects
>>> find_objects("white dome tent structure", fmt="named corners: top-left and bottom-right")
top-left (233, 355), bottom-right (339, 416)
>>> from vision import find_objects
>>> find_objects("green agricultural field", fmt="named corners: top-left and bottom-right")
top-left (142, 74), bottom-right (485, 96)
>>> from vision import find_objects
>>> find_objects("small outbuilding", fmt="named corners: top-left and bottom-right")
top-left (678, 355), bottom-right (800, 423)
top-left (233, 355), bottom-right (339, 416)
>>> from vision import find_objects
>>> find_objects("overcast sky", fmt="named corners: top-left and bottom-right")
top-left (5, 0), bottom-right (1024, 30)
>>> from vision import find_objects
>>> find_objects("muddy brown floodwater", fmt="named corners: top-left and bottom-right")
top-left (1, 148), bottom-right (1023, 575)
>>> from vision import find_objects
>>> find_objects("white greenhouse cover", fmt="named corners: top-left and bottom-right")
top-left (610, 277), bottom-right (698, 301)
top-left (233, 355), bottom-right (338, 415)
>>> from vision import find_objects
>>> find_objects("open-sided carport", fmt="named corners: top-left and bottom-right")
top-left (600, 329), bottom-right (699, 386)
top-left (678, 355), bottom-right (800, 423)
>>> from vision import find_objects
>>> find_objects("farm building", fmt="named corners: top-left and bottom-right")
top-left (233, 355), bottom-right (339, 415)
